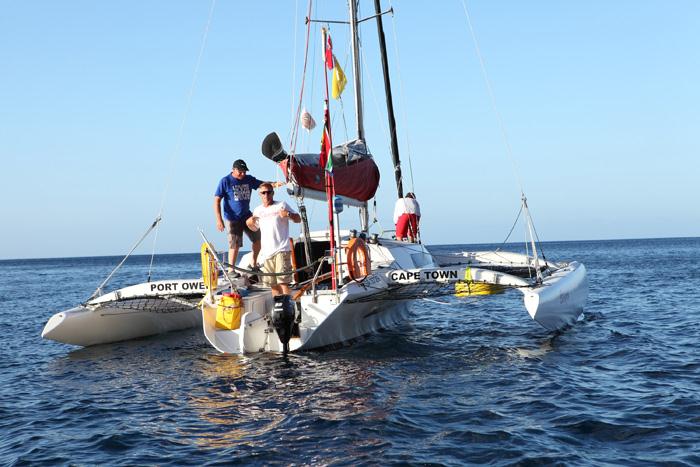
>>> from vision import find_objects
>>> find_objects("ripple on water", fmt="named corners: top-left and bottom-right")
top-left (1, 239), bottom-right (700, 464)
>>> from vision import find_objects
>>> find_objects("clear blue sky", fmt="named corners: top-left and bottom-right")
top-left (1, 1), bottom-right (698, 259)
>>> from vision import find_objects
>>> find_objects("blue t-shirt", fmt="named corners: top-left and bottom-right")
top-left (215, 174), bottom-right (263, 221)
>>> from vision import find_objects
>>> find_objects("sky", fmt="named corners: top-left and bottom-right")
top-left (1, 1), bottom-right (698, 259)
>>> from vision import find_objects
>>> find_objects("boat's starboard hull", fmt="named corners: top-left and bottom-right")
top-left (523, 261), bottom-right (588, 331)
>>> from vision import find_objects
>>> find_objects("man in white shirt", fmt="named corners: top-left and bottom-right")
top-left (393, 192), bottom-right (421, 242)
top-left (247, 183), bottom-right (301, 296)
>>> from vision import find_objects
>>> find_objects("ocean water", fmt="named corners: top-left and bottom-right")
top-left (1, 237), bottom-right (699, 465)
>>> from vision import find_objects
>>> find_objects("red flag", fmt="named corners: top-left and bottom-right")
top-left (324, 30), bottom-right (333, 70)
top-left (319, 103), bottom-right (332, 171)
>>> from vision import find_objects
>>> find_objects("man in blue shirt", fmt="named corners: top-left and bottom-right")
top-left (214, 159), bottom-right (283, 273)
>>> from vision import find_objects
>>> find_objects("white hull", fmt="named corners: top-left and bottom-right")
top-left (393, 252), bottom-right (589, 331)
top-left (523, 261), bottom-right (588, 330)
top-left (201, 235), bottom-right (590, 354)
top-left (202, 235), bottom-right (429, 354)
top-left (42, 278), bottom-right (206, 347)
top-left (299, 291), bottom-right (410, 350)
top-left (202, 285), bottom-right (411, 354)
top-left (455, 252), bottom-right (589, 330)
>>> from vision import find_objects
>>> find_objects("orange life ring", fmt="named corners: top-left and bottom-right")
top-left (346, 237), bottom-right (371, 281)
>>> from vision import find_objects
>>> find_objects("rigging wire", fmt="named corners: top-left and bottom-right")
top-left (387, 0), bottom-right (416, 194)
top-left (290, 0), bottom-right (315, 154)
top-left (359, 45), bottom-right (392, 157)
top-left (526, 204), bottom-right (548, 263)
top-left (290, 0), bottom-right (300, 139)
top-left (96, 0), bottom-right (216, 291)
top-left (523, 221), bottom-right (533, 280)
top-left (304, 1), bottom-right (319, 153)
top-left (459, 0), bottom-right (524, 195)
top-left (87, 217), bottom-right (162, 301)
top-left (460, 1), bottom-right (550, 263)
top-left (499, 203), bottom-right (523, 248)
top-left (148, 0), bottom-right (217, 282)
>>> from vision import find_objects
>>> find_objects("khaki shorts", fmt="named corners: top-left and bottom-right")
top-left (262, 251), bottom-right (293, 287)
top-left (226, 218), bottom-right (261, 248)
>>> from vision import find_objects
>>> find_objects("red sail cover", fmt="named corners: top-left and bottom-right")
top-left (281, 140), bottom-right (380, 202)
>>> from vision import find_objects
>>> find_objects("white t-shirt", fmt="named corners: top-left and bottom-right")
top-left (252, 201), bottom-right (299, 261)
top-left (393, 198), bottom-right (421, 224)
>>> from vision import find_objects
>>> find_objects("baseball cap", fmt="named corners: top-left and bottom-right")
top-left (232, 159), bottom-right (249, 171)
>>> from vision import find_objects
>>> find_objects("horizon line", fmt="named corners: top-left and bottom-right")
top-left (1, 235), bottom-right (697, 262)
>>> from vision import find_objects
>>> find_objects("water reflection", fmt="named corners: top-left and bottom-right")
top-left (184, 351), bottom-right (384, 448)
top-left (511, 337), bottom-right (555, 360)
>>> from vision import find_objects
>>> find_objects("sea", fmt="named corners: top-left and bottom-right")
top-left (1, 237), bottom-right (699, 465)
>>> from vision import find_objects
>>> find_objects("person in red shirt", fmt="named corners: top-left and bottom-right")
top-left (393, 192), bottom-right (421, 242)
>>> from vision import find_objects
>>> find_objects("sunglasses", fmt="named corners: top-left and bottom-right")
top-left (259, 190), bottom-right (273, 195)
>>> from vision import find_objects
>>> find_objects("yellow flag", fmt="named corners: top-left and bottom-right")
top-left (332, 56), bottom-right (347, 99)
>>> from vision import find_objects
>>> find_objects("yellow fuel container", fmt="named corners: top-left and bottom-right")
top-left (455, 267), bottom-right (506, 297)
top-left (215, 293), bottom-right (242, 330)
top-left (455, 281), bottom-right (505, 297)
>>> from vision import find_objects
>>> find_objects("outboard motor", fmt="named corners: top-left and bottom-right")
top-left (271, 295), bottom-right (295, 354)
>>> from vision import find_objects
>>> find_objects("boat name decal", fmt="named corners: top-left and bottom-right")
top-left (388, 269), bottom-right (459, 283)
top-left (559, 292), bottom-right (570, 304)
top-left (358, 274), bottom-right (382, 289)
top-left (149, 281), bottom-right (206, 292)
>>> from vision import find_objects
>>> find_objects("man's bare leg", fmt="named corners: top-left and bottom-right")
top-left (252, 240), bottom-right (261, 266)
top-left (228, 246), bottom-right (240, 271)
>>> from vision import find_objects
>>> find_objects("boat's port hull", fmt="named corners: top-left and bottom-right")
top-left (42, 303), bottom-right (202, 347)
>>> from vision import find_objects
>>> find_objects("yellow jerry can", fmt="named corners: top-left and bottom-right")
top-left (215, 293), bottom-right (242, 330)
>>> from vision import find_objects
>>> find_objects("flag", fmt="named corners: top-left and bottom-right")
top-left (323, 29), bottom-right (333, 70)
top-left (331, 56), bottom-right (347, 99)
top-left (319, 103), bottom-right (333, 173)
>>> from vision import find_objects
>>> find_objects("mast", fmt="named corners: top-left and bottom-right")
top-left (348, 0), bottom-right (364, 141)
top-left (373, 0), bottom-right (403, 198)
top-left (522, 194), bottom-right (544, 283)
top-left (349, 0), bottom-right (371, 232)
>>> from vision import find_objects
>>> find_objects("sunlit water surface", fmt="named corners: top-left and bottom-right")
top-left (1, 238), bottom-right (699, 465)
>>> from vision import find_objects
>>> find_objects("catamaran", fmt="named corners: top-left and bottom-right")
top-left (42, 0), bottom-right (587, 350)
top-left (198, 0), bottom-right (588, 354)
